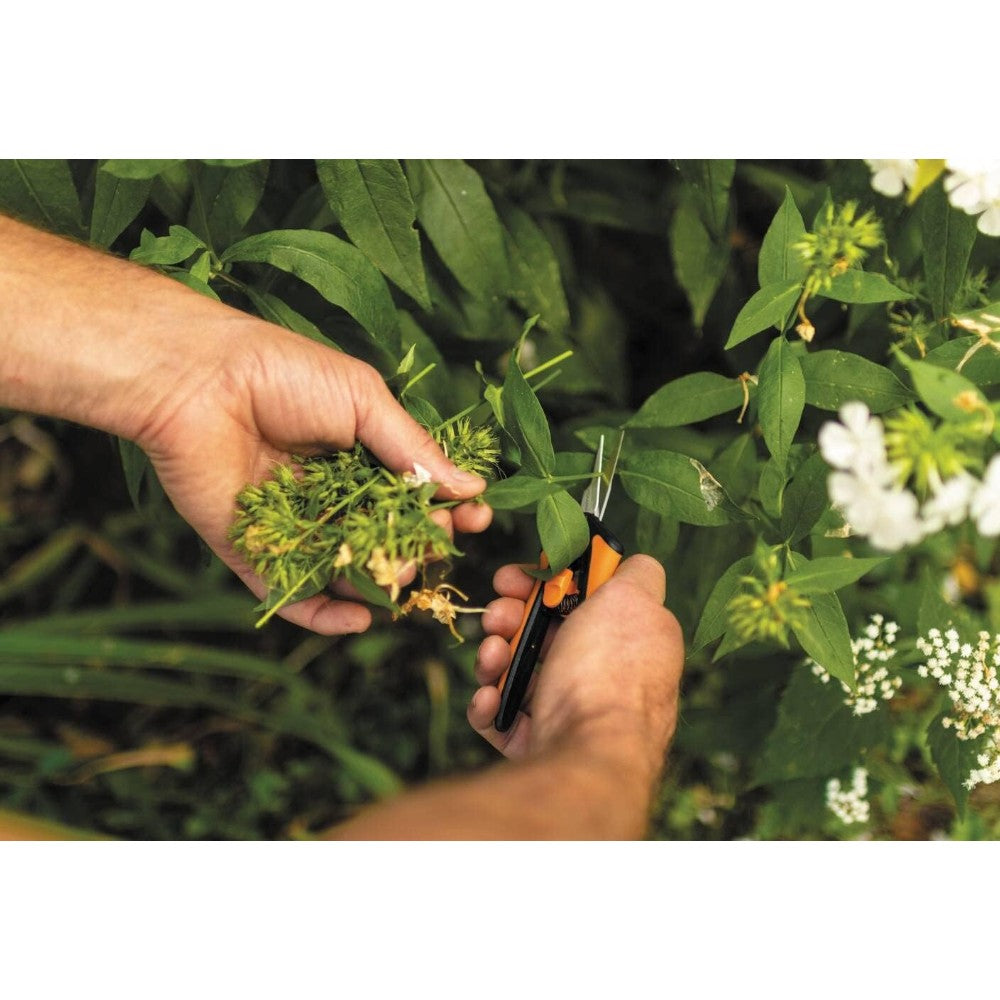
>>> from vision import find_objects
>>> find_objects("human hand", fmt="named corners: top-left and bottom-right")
top-left (467, 554), bottom-right (684, 784)
top-left (135, 315), bottom-right (492, 634)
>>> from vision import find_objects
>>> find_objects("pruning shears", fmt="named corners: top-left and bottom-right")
top-left (494, 431), bottom-right (626, 733)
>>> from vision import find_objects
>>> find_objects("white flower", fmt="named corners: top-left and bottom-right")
top-left (978, 205), bottom-right (1000, 237)
top-left (818, 402), bottom-right (889, 478)
top-left (921, 473), bottom-right (977, 533)
top-left (826, 767), bottom-right (870, 824)
top-left (865, 159), bottom-right (917, 198)
top-left (970, 455), bottom-right (1000, 536)
top-left (943, 160), bottom-right (1000, 214)
top-left (828, 471), bottom-right (924, 551)
top-left (402, 461), bottom-right (434, 487)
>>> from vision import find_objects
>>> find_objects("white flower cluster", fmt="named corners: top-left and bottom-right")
top-left (819, 402), bottom-right (1000, 550)
top-left (865, 159), bottom-right (1000, 237)
top-left (826, 767), bottom-right (870, 824)
top-left (810, 614), bottom-right (902, 715)
top-left (916, 627), bottom-right (1000, 791)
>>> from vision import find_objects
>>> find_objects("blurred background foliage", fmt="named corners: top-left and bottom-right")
top-left (2, 158), bottom-right (989, 839)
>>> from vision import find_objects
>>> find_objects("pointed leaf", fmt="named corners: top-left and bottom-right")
top-left (501, 356), bottom-right (555, 477)
top-left (242, 287), bottom-right (338, 349)
top-left (620, 451), bottom-right (746, 526)
top-left (922, 180), bottom-right (978, 319)
top-left (536, 489), bottom-right (590, 573)
top-left (670, 190), bottom-right (729, 328)
top-left (90, 168), bottom-right (150, 247)
top-left (895, 351), bottom-right (986, 422)
top-left (406, 159), bottom-right (510, 300)
top-left (486, 474), bottom-right (564, 510)
top-left (690, 555), bottom-right (754, 653)
top-left (676, 159), bottom-right (735, 237)
top-left (129, 225), bottom-right (205, 265)
top-left (103, 160), bottom-right (184, 180)
top-left (758, 186), bottom-right (808, 286)
top-left (318, 159), bottom-right (431, 311)
top-left (925, 336), bottom-right (1000, 387)
top-left (757, 336), bottom-right (805, 471)
top-left (789, 591), bottom-right (856, 687)
top-left (822, 270), bottom-right (911, 304)
top-left (725, 279), bottom-right (802, 349)
top-left (500, 201), bottom-right (570, 334)
top-left (0, 159), bottom-right (83, 236)
top-left (800, 349), bottom-right (913, 413)
top-left (784, 556), bottom-right (887, 595)
top-left (628, 371), bottom-right (746, 429)
top-left (780, 449), bottom-right (831, 543)
top-left (221, 229), bottom-right (400, 352)
top-left (925, 710), bottom-right (983, 817)
top-left (192, 160), bottom-right (269, 251)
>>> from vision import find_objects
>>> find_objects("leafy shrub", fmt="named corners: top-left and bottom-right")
top-left (5, 158), bottom-right (1000, 839)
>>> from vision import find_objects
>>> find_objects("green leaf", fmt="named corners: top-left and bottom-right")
top-left (821, 270), bottom-right (912, 304)
top-left (500, 201), bottom-right (571, 335)
top-left (921, 180), bottom-right (978, 319)
top-left (129, 225), bottom-right (206, 265)
top-left (924, 336), bottom-right (1000, 387)
top-left (754, 664), bottom-right (889, 785)
top-left (501, 352), bottom-right (555, 478)
top-left (242, 287), bottom-right (338, 349)
top-left (916, 566), bottom-right (974, 638)
top-left (784, 556), bottom-right (887, 595)
top-left (789, 590), bottom-right (856, 687)
top-left (620, 451), bottom-right (745, 527)
top-left (221, 229), bottom-right (400, 353)
top-left (628, 372), bottom-right (745, 429)
top-left (192, 160), bottom-right (269, 251)
top-left (725, 279), bottom-right (802, 349)
top-left (200, 159), bottom-right (261, 168)
top-left (634, 508), bottom-right (679, 562)
top-left (895, 350), bottom-right (986, 421)
top-left (758, 455), bottom-right (787, 519)
top-left (709, 433), bottom-right (758, 506)
top-left (925, 710), bottom-right (983, 817)
top-left (406, 159), bottom-right (510, 300)
top-left (537, 489), bottom-right (591, 573)
top-left (676, 159), bottom-right (735, 237)
top-left (317, 159), bottom-right (432, 311)
top-left (103, 160), bottom-right (184, 180)
top-left (342, 566), bottom-right (398, 612)
top-left (0, 159), bottom-right (83, 235)
top-left (800, 349), bottom-right (914, 413)
top-left (117, 438), bottom-right (149, 510)
top-left (670, 190), bottom-right (729, 328)
top-left (690, 555), bottom-right (754, 653)
top-left (486, 473), bottom-right (564, 510)
top-left (89, 168), bottom-right (151, 248)
top-left (757, 336), bottom-right (805, 471)
top-left (403, 396), bottom-right (442, 428)
top-left (167, 270), bottom-right (220, 300)
top-left (758, 186), bottom-right (808, 287)
top-left (780, 449), bottom-right (830, 543)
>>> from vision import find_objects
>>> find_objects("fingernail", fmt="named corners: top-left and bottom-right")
top-left (470, 693), bottom-right (478, 712)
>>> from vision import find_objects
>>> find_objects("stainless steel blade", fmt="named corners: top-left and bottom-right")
top-left (580, 434), bottom-right (605, 516)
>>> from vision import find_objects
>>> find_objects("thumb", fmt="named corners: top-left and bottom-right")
top-left (594, 553), bottom-right (667, 606)
top-left (353, 366), bottom-right (486, 499)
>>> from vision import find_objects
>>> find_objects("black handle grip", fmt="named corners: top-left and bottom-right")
top-left (494, 582), bottom-right (554, 733)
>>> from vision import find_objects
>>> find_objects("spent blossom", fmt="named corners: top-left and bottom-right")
top-left (826, 768), bottom-right (870, 825)
top-left (810, 614), bottom-right (902, 716)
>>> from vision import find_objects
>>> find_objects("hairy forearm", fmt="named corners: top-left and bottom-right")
top-left (326, 736), bottom-right (661, 840)
top-left (0, 215), bottom-right (246, 445)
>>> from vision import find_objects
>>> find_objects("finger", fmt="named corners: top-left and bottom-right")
top-left (601, 553), bottom-right (667, 604)
top-left (232, 564), bottom-right (372, 635)
top-left (352, 366), bottom-right (486, 500)
top-left (474, 633), bottom-right (512, 685)
top-left (451, 500), bottom-right (493, 535)
top-left (466, 685), bottom-right (533, 759)
top-left (481, 596), bottom-right (529, 640)
top-left (492, 563), bottom-right (538, 601)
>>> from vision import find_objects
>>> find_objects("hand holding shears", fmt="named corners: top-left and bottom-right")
top-left (493, 432), bottom-right (626, 732)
